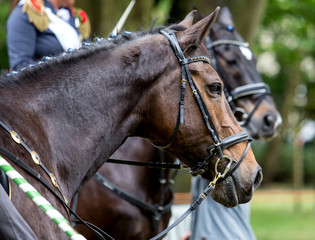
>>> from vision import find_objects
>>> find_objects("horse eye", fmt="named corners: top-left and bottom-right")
top-left (227, 59), bottom-right (237, 66)
top-left (208, 83), bottom-right (222, 95)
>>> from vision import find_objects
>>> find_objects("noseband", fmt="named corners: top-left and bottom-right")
top-left (205, 34), bottom-right (271, 126)
top-left (154, 28), bottom-right (252, 180)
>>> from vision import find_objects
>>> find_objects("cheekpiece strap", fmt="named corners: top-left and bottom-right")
top-left (159, 28), bottom-right (223, 152)
top-left (154, 28), bottom-right (213, 150)
top-left (160, 29), bottom-right (185, 62)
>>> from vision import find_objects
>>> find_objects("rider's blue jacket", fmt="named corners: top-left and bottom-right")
top-left (6, 0), bottom-right (90, 70)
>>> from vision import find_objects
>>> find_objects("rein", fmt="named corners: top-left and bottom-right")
top-left (0, 120), bottom-right (68, 204)
top-left (92, 149), bottom-right (179, 236)
top-left (0, 121), bottom-right (113, 240)
top-left (93, 172), bottom-right (173, 219)
top-left (93, 172), bottom-right (174, 235)
top-left (0, 155), bottom-right (86, 240)
top-left (205, 35), bottom-right (271, 126)
top-left (106, 158), bottom-right (183, 169)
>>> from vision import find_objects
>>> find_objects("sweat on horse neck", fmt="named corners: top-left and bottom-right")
top-left (0, 32), bottom-right (174, 200)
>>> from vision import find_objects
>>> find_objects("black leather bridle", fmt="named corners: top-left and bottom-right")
top-left (205, 33), bottom-right (271, 126)
top-left (154, 28), bottom-right (252, 179)
top-left (150, 27), bottom-right (254, 240)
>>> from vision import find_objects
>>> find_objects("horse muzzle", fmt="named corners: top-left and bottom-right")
top-left (212, 162), bottom-right (262, 208)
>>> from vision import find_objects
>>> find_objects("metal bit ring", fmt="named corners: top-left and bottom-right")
top-left (215, 155), bottom-right (234, 178)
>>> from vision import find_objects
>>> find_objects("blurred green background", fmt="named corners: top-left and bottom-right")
top-left (1, 0), bottom-right (315, 239)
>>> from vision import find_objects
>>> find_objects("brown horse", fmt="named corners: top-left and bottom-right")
top-left (0, 8), bottom-right (261, 239)
top-left (75, 8), bottom-right (277, 240)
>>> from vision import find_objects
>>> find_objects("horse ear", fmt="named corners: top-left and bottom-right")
top-left (218, 6), bottom-right (234, 26)
top-left (178, 10), bottom-right (196, 28)
top-left (193, 8), bottom-right (204, 22)
top-left (178, 7), bottom-right (220, 48)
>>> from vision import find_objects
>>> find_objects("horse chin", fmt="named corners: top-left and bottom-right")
top-left (210, 175), bottom-right (253, 208)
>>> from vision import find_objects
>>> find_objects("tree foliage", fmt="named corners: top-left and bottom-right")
top-left (252, 0), bottom-right (315, 184)
top-left (0, 0), bottom-right (10, 70)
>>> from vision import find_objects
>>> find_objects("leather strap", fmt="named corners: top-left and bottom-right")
top-left (0, 146), bottom-right (112, 240)
top-left (106, 158), bottom-right (182, 169)
top-left (150, 180), bottom-right (215, 240)
top-left (94, 173), bottom-right (173, 217)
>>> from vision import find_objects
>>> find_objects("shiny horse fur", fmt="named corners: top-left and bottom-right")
top-left (75, 8), bottom-right (275, 240)
top-left (0, 8), bottom-right (262, 239)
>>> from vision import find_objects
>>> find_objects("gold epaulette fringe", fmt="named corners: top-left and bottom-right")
top-left (79, 17), bottom-right (91, 39)
top-left (22, 0), bottom-right (49, 32)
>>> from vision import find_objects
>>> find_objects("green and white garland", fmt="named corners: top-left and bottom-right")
top-left (0, 155), bottom-right (86, 240)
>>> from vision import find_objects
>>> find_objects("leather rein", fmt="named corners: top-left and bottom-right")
top-left (93, 170), bottom-right (175, 235)
top-left (0, 121), bottom-right (112, 240)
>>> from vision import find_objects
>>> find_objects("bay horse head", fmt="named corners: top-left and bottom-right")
top-left (136, 8), bottom-right (262, 207)
top-left (206, 7), bottom-right (282, 140)
top-left (75, 9), bottom-right (283, 238)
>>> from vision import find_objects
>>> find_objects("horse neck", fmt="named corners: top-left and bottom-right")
top-left (0, 35), bottom-right (171, 200)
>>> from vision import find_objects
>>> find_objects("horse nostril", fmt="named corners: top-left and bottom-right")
top-left (253, 169), bottom-right (263, 191)
top-left (263, 114), bottom-right (275, 128)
